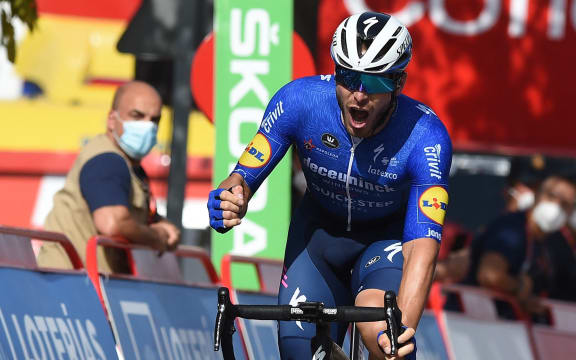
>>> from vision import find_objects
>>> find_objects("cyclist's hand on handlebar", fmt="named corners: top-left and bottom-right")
top-left (208, 185), bottom-right (245, 233)
top-left (377, 326), bottom-right (416, 359)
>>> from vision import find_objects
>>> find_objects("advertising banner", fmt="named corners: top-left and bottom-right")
top-left (102, 279), bottom-right (241, 359)
top-left (0, 268), bottom-right (117, 359)
top-left (212, 0), bottom-right (293, 287)
top-left (317, 0), bottom-right (576, 152)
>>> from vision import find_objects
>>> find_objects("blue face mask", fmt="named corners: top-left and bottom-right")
top-left (114, 117), bottom-right (158, 160)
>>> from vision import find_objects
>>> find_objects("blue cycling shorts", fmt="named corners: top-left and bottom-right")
top-left (277, 194), bottom-right (407, 359)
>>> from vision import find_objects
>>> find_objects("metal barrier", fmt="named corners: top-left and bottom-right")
top-left (220, 254), bottom-right (283, 295)
top-left (85, 235), bottom-right (220, 308)
top-left (438, 283), bottom-right (528, 321)
top-left (0, 225), bottom-right (83, 269)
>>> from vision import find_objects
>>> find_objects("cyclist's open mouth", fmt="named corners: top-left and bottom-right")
top-left (349, 107), bottom-right (370, 128)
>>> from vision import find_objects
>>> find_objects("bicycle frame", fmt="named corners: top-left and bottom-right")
top-left (214, 287), bottom-right (405, 360)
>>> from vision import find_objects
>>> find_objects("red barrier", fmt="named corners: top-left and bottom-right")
top-left (0, 225), bottom-right (83, 270)
top-left (220, 254), bottom-right (283, 295)
top-left (85, 235), bottom-right (220, 311)
top-left (220, 254), bottom-right (283, 359)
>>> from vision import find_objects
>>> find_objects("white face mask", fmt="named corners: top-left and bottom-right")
top-left (113, 113), bottom-right (158, 160)
top-left (532, 201), bottom-right (567, 233)
top-left (509, 188), bottom-right (535, 211)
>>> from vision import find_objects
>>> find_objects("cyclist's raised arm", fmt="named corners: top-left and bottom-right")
top-left (208, 80), bottom-right (302, 233)
top-left (399, 109), bottom-right (452, 329)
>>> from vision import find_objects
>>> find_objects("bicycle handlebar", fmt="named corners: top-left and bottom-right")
top-left (214, 287), bottom-right (406, 358)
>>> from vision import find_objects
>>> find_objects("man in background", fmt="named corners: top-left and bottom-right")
top-left (38, 81), bottom-right (180, 273)
top-left (465, 175), bottom-right (576, 317)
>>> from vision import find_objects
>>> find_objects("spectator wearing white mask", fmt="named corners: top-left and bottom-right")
top-left (463, 175), bottom-right (576, 317)
top-left (37, 81), bottom-right (181, 273)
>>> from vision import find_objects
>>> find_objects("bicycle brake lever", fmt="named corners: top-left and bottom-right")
top-left (384, 291), bottom-right (405, 356)
top-left (214, 287), bottom-right (235, 351)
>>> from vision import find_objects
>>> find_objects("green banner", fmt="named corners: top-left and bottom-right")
top-left (212, 0), bottom-right (293, 289)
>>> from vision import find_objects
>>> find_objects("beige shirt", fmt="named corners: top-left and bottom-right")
top-left (37, 134), bottom-right (150, 273)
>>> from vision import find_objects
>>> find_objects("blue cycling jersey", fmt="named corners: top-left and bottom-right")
top-left (232, 75), bottom-right (452, 242)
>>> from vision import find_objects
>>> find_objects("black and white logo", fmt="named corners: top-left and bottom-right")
top-left (365, 255), bottom-right (381, 268)
top-left (321, 133), bottom-right (339, 149)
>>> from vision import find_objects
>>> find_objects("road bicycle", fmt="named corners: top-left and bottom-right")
top-left (214, 286), bottom-right (406, 359)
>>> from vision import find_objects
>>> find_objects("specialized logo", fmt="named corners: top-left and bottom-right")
top-left (313, 345), bottom-right (326, 360)
top-left (321, 133), bottom-right (339, 149)
top-left (304, 139), bottom-right (316, 150)
top-left (424, 144), bottom-right (442, 179)
top-left (365, 255), bottom-right (381, 268)
top-left (261, 100), bottom-right (284, 133)
top-left (290, 287), bottom-right (307, 330)
top-left (384, 242), bottom-right (402, 263)
top-left (416, 103), bottom-right (437, 116)
top-left (373, 144), bottom-right (385, 163)
top-left (363, 16), bottom-right (379, 37)
top-left (239, 133), bottom-right (271, 168)
top-left (397, 34), bottom-right (411, 55)
top-left (418, 186), bottom-right (448, 225)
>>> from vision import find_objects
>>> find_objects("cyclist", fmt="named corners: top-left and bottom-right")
top-left (208, 11), bottom-right (452, 360)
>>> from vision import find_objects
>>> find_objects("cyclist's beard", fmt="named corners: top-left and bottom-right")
top-left (337, 93), bottom-right (397, 138)
top-left (371, 94), bottom-right (397, 136)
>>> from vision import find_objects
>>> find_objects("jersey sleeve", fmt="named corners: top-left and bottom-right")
top-left (79, 153), bottom-right (132, 212)
top-left (231, 80), bottom-right (301, 193)
top-left (403, 112), bottom-right (453, 243)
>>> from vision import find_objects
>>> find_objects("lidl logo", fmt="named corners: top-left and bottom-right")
top-left (239, 133), bottom-right (271, 168)
top-left (418, 186), bottom-right (448, 225)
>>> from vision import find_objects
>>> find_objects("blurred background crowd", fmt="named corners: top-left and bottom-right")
top-left (2, 0), bottom-right (576, 324)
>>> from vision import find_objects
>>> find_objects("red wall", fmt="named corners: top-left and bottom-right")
top-left (36, 0), bottom-right (140, 20)
top-left (318, 0), bottom-right (576, 152)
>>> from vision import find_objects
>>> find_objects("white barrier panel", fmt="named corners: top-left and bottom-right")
top-left (443, 312), bottom-right (534, 360)
top-left (541, 299), bottom-right (576, 333)
top-left (532, 325), bottom-right (576, 359)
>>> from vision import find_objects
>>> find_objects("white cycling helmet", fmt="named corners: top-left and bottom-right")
top-left (330, 12), bottom-right (412, 74)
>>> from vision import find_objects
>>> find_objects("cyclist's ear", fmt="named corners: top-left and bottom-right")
top-left (394, 72), bottom-right (407, 96)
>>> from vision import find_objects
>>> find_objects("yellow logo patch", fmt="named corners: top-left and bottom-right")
top-left (418, 186), bottom-right (448, 225)
top-left (238, 133), bottom-right (271, 168)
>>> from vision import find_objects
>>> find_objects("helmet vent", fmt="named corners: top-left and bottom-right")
top-left (337, 54), bottom-right (352, 68)
top-left (341, 29), bottom-right (348, 58)
top-left (365, 64), bottom-right (388, 72)
top-left (373, 38), bottom-right (396, 62)
top-left (392, 26), bottom-right (402, 37)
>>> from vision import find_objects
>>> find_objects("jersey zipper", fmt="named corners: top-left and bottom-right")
top-left (345, 137), bottom-right (362, 231)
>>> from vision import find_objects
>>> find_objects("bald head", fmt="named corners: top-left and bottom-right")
top-left (112, 81), bottom-right (161, 111)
